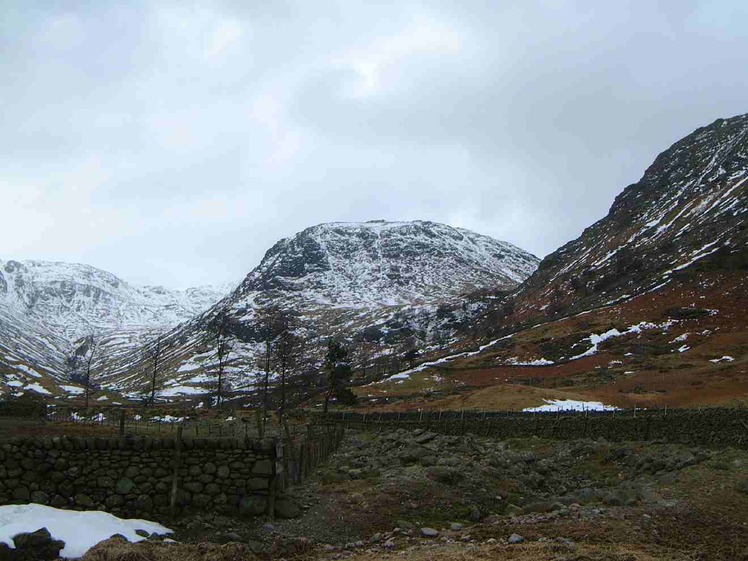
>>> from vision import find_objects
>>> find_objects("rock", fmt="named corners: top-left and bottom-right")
top-left (384, 538), bottom-right (396, 549)
top-left (106, 494), bottom-right (125, 508)
top-left (504, 504), bottom-right (523, 517)
top-left (274, 499), bottom-right (301, 519)
top-left (399, 447), bottom-right (429, 464)
top-left (225, 532), bottom-right (242, 542)
top-left (136, 494), bottom-right (153, 512)
top-left (50, 495), bottom-right (67, 508)
top-left (425, 466), bottom-right (462, 485)
top-left (74, 494), bottom-right (94, 508)
top-left (419, 456), bottom-right (438, 467)
top-left (508, 533), bottom-right (524, 544)
top-left (184, 482), bottom-right (204, 493)
top-left (115, 478), bottom-right (136, 495)
top-left (30, 491), bottom-right (49, 505)
top-left (420, 527), bottom-right (439, 538)
top-left (97, 476), bottom-right (114, 489)
top-left (450, 523), bottom-right (464, 531)
top-left (252, 460), bottom-right (273, 476)
top-left (12, 528), bottom-right (65, 561)
top-left (135, 529), bottom-right (150, 538)
top-left (239, 496), bottom-right (267, 516)
top-left (415, 432), bottom-right (437, 444)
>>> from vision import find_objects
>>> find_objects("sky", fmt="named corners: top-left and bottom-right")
top-left (1, 1), bottom-right (747, 289)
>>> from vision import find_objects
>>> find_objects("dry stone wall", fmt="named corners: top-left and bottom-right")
top-left (325, 408), bottom-right (748, 448)
top-left (0, 426), bottom-right (344, 520)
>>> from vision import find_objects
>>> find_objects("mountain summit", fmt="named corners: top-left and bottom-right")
top-left (235, 220), bottom-right (539, 308)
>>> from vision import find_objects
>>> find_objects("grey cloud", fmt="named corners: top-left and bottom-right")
top-left (0, 1), bottom-right (746, 288)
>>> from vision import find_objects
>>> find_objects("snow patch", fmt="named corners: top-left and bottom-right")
top-left (523, 399), bottom-right (620, 412)
top-left (0, 504), bottom-right (172, 558)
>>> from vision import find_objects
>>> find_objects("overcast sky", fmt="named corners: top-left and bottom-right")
top-left (1, 1), bottom-right (746, 289)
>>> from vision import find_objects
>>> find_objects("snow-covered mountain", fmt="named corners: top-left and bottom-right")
top-left (237, 221), bottom-right (537, 307)
top-left (0, 260), bottom-right (230, 341)
top-left (0, 260), bottom-right (231, 398)
top-left (96, 221), bottom-right (539, 398)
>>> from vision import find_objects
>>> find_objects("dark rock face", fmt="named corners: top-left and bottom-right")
top-left (237, 221), bottom-right (539, 304)
top-left (493, 113), bottom-right (748, 323)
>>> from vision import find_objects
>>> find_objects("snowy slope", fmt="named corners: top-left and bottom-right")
top-left (237, 220), bottom-right (537, 307)
top-left (0, 260), bottom-right (231, 398)
top-left (511, 112), bottom-right (748, 320)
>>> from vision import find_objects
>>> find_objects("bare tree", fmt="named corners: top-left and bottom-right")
top-left (82, 334), bottom-right (99, 408)
top-left (351, 341), bottom-right (373, 382)
top-left (254, 305), bottom-right (283, 435)
top-left (255, 306), bottom-right (303, 426)
top-left (208, 312), bottom-right (234, 408)
top-left (144, 331), bottom-right (166, 406)
top-left (273, 324), bottom-right (302, 425)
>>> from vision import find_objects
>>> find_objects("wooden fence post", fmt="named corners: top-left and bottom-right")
top-left (169, 425), bottom-right (183, 519)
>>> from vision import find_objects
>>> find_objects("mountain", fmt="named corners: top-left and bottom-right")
top-left (0, 260), bottom-right (230, 399)
top-left (237, 221), bottom-right (537, 306)
top-left (513, 113), bottom-right (748, 321)
top-left (95, 221), bottom-right (540, 399)
top-left (369, 113), bottom-right (747, 412)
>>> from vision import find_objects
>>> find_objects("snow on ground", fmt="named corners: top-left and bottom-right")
top-left (60, 385), bottom-right (84, 395)
top-left (710, 356), bottom-right (735, 363)
top-left (570, 328), bottom-right (623, 359)
top-left (159, 385), bottom-right (206, 397)
top-left (14, 364), bottom-right (42, 378)
top-left (505, 357), bottom-right (555, 366)
top-left (23, 383), bottom-right (51, 395)
top-left (571, 321), bottom-right (676, 360)
top-left (151, 415), bottom-right (185, 423)
top-left (523, 399), bottom-right (620, 412)
top-left (0, 504), bottom-right (171, 558)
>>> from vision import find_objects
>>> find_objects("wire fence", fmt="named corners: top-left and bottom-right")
top-left (45, 407), bottom-right (309, 439)
top-left (314, 407), bottom-right (748, 448)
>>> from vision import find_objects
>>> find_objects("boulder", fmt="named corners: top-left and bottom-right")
top-left (239, 496), bottom-right (266, 516)
top-left (115, 478), bottom-right (136, 495)
top-left (274, 499), bottom-right (301, 519)
top-left (508, 533), bottom-right (524, 544)
top-left (11, 528), bottom-right (65, 561)
top-left (420, 527), bottom-right (439, 538)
